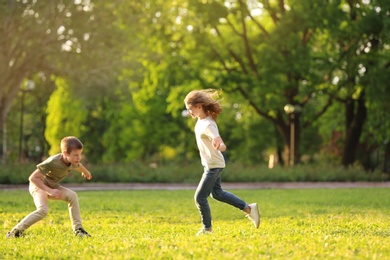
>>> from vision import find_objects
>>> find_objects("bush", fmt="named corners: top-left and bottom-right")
top-left (223, 162), bottom-right (388, 182)
top-left (0, 161), bottom-right (387, 185)
top-left (0, 163), bottom-right (31, 184)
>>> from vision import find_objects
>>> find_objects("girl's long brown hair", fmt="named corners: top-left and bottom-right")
top-left (184, 89), bottom-right (223, 120)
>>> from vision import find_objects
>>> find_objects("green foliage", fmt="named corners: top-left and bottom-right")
top-left (222, 162), bottom-right (387, 182)
top-left (1, 189), bottom-right (390, 259)
top-left (221, 101), bottom-right (275, 164)
top-left (45, 78), bottom-right (87, 155)
top-left (0, 163), bottom-right (31, 185)
top-left (2, 0), bottom-right (389, 172)
top-left (0, 162), bottom-right (386, 185)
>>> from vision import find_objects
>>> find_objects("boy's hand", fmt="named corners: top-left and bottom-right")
top-left (82, 171), bottom-right (92, 180)
top-left (77, 163), bottom-right (92, 180)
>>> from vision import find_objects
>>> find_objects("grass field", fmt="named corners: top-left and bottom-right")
top-left (1, 188), bottom-right (389, 259)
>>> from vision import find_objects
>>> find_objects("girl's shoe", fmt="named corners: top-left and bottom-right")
top-left (196, 228), bottom-right (212, 236)
top-left (246, 203), bottom-right (260, 228)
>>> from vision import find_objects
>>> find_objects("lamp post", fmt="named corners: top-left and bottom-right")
top-left (19, 79), bottom-right (35, 162)
top-left (284, 104), bottom-right (302, 166)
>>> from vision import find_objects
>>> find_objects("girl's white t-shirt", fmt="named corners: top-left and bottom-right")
top-left (194, 116), bottom-right (225, 170)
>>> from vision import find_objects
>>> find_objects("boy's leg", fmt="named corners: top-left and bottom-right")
top-left (56, 186), bottom-right (82, 231)
top-left (12, 183), bottom-right (49, 232)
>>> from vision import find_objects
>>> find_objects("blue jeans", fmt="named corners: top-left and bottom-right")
top-left (194, 168), bottom-right (248, 229)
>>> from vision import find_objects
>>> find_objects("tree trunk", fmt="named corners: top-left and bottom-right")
top-left (278, 114), bottom-right (301, 166)
top-left (1, 122), bottom-right (7, 165)
top-left (341, 92), bottom-right (367, 166)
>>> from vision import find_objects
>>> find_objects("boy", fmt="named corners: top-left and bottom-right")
top-left (6, 136), bottom-right (92, 238)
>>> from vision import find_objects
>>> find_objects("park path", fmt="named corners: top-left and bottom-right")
top-left (1, 182), bottom-right (390, 191)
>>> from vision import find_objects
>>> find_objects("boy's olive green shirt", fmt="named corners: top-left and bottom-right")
top-left (36, 154), bottom-right (77, 188)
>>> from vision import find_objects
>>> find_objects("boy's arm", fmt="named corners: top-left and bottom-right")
top-left (29, 169), bottom-right (62, 198)
top-left (74, 163), bottom-right (92, 180)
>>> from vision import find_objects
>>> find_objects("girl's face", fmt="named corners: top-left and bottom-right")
top-left (186, 103), bottom-right (205, 119)
top-left (63, 149), bottom-right (83, 167)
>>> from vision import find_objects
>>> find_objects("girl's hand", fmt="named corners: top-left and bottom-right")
top-left (212, 137), bottom-right (227, 152)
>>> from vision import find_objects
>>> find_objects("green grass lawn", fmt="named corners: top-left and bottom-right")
top-left (1, 188), bottom-right (389, 259)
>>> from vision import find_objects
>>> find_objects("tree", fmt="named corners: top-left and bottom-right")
top-left (4, 0), bottom-right (388, 169)
top-left (326, 0), bottom-right (390, 166)
top-left (158, 0), bottom-right (340, 165)
top-left (158, 0), bottom-right (389, 167)
top-left (0, 0), bottom-right (95, 163)
top-left (45, 78), bottom-right (87, 155)
top-left (1, 0), bottom-right (129, 163)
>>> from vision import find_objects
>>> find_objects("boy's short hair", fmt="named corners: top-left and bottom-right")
top-left (60, 136), bottom-right (83, 154)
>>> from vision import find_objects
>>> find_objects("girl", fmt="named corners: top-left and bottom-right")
top-left (184, 89), bottom-right (260, 236)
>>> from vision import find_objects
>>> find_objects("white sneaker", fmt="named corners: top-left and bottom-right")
top-left (195, 228), bottom-right (213, 236)
top-left (246, 203), bottom-right (260, 228)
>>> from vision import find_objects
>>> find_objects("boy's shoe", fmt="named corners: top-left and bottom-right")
top-left (246, 203), bottom-right (260, 228)
top-left (74, 228), bottom-right (91, 237)
top-left (6, 229), bottom-right (23, 238)
top-left (195, 228), bottom-right (213, 236)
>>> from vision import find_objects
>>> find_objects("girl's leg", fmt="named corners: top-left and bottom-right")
top-left (212, 175), bottom-right (260, 228)
top-left (194, 168), bottom-right (221, 229)
top-left (211, 173), bottom-right (248, 211)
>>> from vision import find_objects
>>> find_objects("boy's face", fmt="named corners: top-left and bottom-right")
top-left (63, 149), bottom-right (83, 167)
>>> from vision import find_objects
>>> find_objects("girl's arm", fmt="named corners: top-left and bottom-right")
top-left (212, 136), bottom-right (227, 152)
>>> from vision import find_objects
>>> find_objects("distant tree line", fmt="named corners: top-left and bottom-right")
top-left (1, 0), bottom-right (389, 172)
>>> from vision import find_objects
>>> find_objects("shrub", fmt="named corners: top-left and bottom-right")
top-left (0, 161), bottom-right (387, 185)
